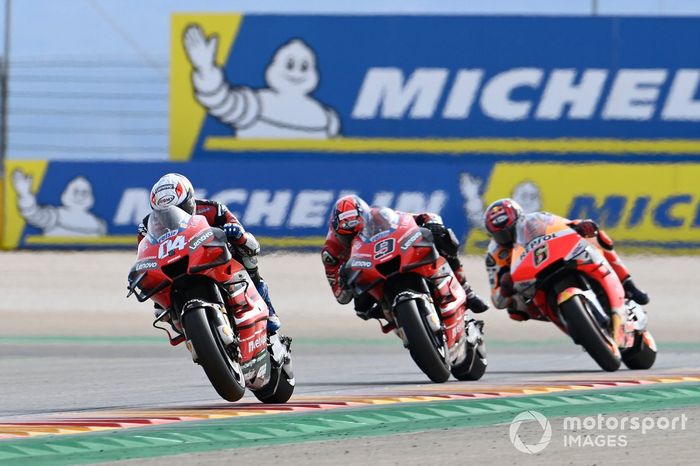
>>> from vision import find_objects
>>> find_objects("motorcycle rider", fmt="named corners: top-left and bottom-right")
top-left (322, 195), bottom-right (489, 319)
top-left (137, 173), bottom-right (281, 333)
top-left (483, 198), bottom-right (650, 321)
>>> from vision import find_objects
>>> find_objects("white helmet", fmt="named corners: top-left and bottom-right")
top-left (149, 173), bottom-right (195, 214)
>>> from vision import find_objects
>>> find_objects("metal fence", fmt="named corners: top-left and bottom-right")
top-left (5, 57), bottom-right (169, 160)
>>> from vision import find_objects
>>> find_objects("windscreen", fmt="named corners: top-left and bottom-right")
top-left (360, 207), bottom-right (400, 241)
top-left (146, 207), bottom-right (191, 242)
top-left (515, 212), bottom-right (558, 246)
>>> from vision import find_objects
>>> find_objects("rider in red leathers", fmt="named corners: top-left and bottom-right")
top-left (138, 173), bottom-right (281, 333)
top-left (483, 198), bottom-right (650, 321)
top-left (322, 195), bottom-right (489, 318)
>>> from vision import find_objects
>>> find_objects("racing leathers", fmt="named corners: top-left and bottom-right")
top-left (322, 210), bottom-right (488, 318)
top-left (137, 199), bottom-right (281, 332)
top-left (485, 216), bottom-right (649, 321)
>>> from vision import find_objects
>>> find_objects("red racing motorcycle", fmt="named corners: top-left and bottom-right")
top-left (127, 207), bottom-right (294, 402)
top-left (510, 212), bottom-right (656, 372)
top-left (343, 207), bottom-right (487, 383)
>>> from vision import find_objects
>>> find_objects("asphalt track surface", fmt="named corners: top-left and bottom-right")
top-left (1, 252), bottom-right (699, 464)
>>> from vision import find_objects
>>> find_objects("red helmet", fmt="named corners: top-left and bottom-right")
top-left (331, 195), bottom-right (370, 245)
top-left (484, 198), bottom-right (523, 246)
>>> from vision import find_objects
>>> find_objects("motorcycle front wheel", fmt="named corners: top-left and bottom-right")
top-left (395, 299), bottom-right (450, 383)
top-left (559, 296), bottom-right (621, 372)
top-left (183, 306), bottom-right (246, 402)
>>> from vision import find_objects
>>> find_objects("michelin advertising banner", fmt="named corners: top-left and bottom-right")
top-left (171, 14), bottom-right (700, 161)
top-left (4, 157), bottom-right (700, 251)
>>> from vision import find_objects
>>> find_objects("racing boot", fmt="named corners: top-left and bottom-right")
top-left (452, 265), bottom-right (489, 313)
top-left (622, 278), bottom-right (650, 305)
top-left (596, 231), bottom-right (650, 305)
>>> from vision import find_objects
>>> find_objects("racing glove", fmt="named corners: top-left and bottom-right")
top-left (570, 219), bottom-right (599, 238)
top-left (223, 222), bottom-right (260, 257)
top-left (222, 223), bottom-right (245, 241)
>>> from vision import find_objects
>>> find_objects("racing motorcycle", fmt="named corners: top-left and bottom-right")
top-left (127, 207), bottom-right (294, 403)
top-left (343, 207), bottom-right (487, 383)
top-left (509, 212), bottom-right (656, 372)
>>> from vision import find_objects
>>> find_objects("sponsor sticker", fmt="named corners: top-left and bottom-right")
top-left (338, 209), bottom-right (358, 220)
top-left (350, 259), bottom-right (373, 269)
top-left (247, 333), bottom-right (267, 353)
top-left (157, 195), bottom-right (175, 206)
top-left (135, 260), bottom-right (158, 271)
top-left (400, 230), bottom-right (422, 251)
top-left (189, 229), bottom-right (214, 251)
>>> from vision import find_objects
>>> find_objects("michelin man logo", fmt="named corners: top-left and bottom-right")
top-left (12, 170), bottom-right (107, 236)
top-left (460, 173), bottom-right (542, 230)
top-left (184, 24), bottom-right (341, 139)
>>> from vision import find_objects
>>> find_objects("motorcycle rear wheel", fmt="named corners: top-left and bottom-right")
top-left (253, 365), bottom-right (294, 404)
top-left (396, 299), bottom-right (450, 383)
top-left (184, 307), bottom-right (246, 402)
top-left (451, 343), bottom-right (487, 381)
top-left (621, 332), bottom-right (656, 370)
top-left (253, 337), bottom-right (295, 404)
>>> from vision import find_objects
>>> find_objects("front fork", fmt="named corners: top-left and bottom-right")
top-left (179, 300), bottom-right (238, 363)
top-left (391, 291), bottom-right (442, 348)
top-left (557, 286), bottom-right (624, 346)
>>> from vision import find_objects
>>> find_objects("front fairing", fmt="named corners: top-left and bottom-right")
top-left (128, 210), bottom-right (236, 308)
top-left (346, 210), bottom-right (438, 299)
top-left (510, 213), bottom-right (580, 297)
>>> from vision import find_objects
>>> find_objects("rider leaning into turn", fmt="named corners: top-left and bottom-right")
top-left (483, 198), bottom-right (650, 322)
top-left (137, 173), bottom-right (282, 333)
top-left (321, 195), bottom-right (489, 319)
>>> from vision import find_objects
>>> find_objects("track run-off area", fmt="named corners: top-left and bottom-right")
top-left (1, 252), bottom-right (699, 464)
